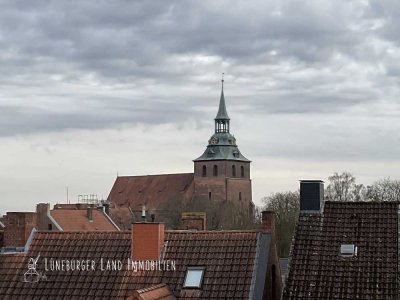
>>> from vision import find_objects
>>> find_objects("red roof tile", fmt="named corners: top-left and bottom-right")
top-left (51, 209), bottom-right (118, 231)
top-left (0, 230), bottom-right (266, 299)
top-left (107, 173), bottom-right (194, 210)
top-left (129, 283), bottom-right (176, 300)
top-left (284, 201), bottom-right (399, 299)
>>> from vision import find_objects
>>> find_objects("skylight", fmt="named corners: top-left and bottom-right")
top-left (340, 244), bottom-right (357, 257)
top-left (184, 266), bottom-right (205, 288)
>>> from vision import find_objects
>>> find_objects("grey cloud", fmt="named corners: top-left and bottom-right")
top-left (0, 0), bottom-right (399, 137)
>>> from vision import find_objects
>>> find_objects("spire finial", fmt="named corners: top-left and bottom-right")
top-left (221, 73), bottom-right (224, 89)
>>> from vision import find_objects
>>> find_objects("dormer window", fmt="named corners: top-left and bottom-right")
top-left (184, 266), bottom-right (205, 288)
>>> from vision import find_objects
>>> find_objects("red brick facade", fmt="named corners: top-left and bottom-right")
top-left (193, 160), bottom-right (252, 205)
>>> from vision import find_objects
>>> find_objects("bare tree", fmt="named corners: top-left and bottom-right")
top-left (325, 172), bottom-right (365, 201)
top-left (262, 191), bottom-right (299, 257)
top-left (365, 178), bottom-right (400, 202)
top-left (160, 196), bottom-right (258, 230)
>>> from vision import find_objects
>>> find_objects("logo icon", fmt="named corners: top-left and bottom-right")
top-left (24, 254), bottom-right (44, 283)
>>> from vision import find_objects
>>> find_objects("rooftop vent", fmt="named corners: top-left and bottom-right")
top-left (340, 244), bottom-right (357, 257)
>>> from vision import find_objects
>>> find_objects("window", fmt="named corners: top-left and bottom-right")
top-left (48, 224), bottom-right (52, 230)
top-left (232, 165), bottom-right (236, 177)
top-left (184, 266), bottom-right (205, 288)
top-left (340, 244), bottom-right (357, 257)
top-left (239, 192), bottom-right (242, 201)
top-left (241, 166), bottom-right (244, 177)
top-left (208, 192), bottom-right (211, 200)
top-left (213, 165), bottom-right (218, 176)
top-left (202, 165), bottom-right (206, 177)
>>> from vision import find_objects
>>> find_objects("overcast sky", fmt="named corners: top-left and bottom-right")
top-left (1, 0), bottom-right (400, 214)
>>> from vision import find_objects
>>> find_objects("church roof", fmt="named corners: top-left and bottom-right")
top-left (215, 85), bottom-right (230, 121)
top-left (195, 82), bottom-right (250, 162)
top-left (107, 173), bottom-right (194, 209)
top-left (193, 133), bottom-right (250, 162)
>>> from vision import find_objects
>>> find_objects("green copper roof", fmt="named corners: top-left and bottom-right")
top-left (215, 85), bottom-right (230, 121)
top-left (193, 132), bottom-right (250, 162)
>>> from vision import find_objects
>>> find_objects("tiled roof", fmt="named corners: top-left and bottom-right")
top-left (50, 209), bottom-right (119, 231)
top-left (107, 173), bottom-right (194, 209)
top-left (284, 201), bottom-right (399, 299)
top-left (0, 253), bottom-right (25, 295)
top-left (119, 231), bottom-right (262, 299)
top-left (129, 283), bottom-right (176, 300)
top-left (0, 230), bottom-right (267, 299)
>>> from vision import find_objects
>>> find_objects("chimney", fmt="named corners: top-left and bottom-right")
top-left (103, 203), bottom-right (110, 215)
top-left (87, 207), bottom-right (93, 221)
top-left (141, 204), bottom-right (146, 222)
top-left (261, 211), bottom-right (275, 234)
top-left (180, 212), bottom-right (206, 231)
top-left (300, 180), bottom-right (324, 213)
top-left (131, 222), bottom-right (164, 261)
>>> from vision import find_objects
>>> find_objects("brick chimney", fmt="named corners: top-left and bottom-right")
top-left (180, 212), bottom-right (206, 231)
top-left (261, 210), bottom-right (275, 234)
top-left (131, 223), bottom-right (165, 261)
top-left (4, 212), bottom-right (36, 247)
top-left (300, 180), bottom-right (324, 213)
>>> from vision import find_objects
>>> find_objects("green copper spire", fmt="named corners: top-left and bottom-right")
top-left (193, 77), bottom-right (250, 162)
top-left (215, 76), bottom-right (230, 121)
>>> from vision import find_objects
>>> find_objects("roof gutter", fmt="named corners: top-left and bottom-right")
top-left (102, 207), bottom-right (120, 231)
top-left (47, 206), bottom-right (63, 231)
top-left (24, 227), bottom-right (37, 252)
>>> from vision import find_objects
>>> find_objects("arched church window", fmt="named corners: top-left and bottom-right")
top-left (232, 165), bottom-right (236, 177)
top-left (202, 165), bottom-right (207, 177)
top-left (213, 165), bottom-right (218, 176)
top-left (241, 166), bottom-right (245, 178)
top-left (239, 192), bottom-right (242, 201)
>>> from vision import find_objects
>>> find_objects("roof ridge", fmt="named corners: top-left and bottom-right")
top-left (117, 172), bottom-right (194, 178)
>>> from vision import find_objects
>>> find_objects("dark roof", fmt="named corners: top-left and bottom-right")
top-left (284, 201), bottom-right (399, 299)
top-left (107, 173), bottom-right (194, 209)
top-left (0, 230), bottom-right (270, 299)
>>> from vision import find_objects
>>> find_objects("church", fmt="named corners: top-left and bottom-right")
top-left (107, 80), bottom-right (254, 227)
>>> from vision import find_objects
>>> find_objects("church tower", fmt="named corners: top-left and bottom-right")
top-left (193, 79), bottom-right (252, 207)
